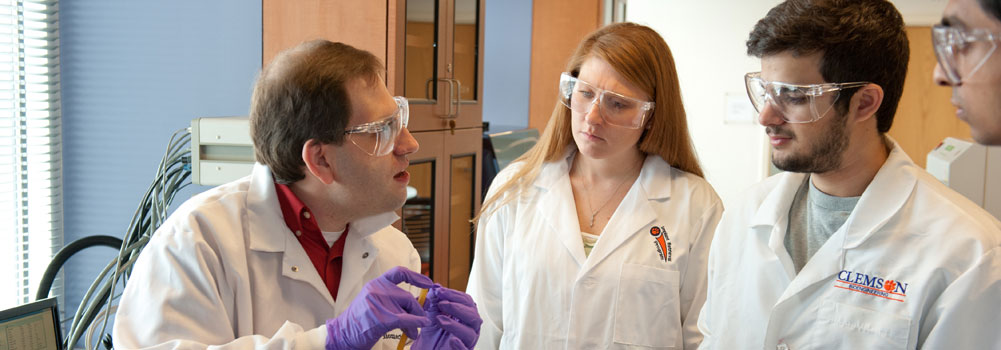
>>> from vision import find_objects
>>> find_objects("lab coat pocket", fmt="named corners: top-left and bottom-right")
top-left (815, 301), bottom-right (911, 349)
top-left (613, 263), bottom-right (680, 348)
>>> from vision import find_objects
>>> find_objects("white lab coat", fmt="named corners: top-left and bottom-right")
top-left (698, 140), bottom-right (1001, 349)
top-left (113, 163), bottom-right (422, 350)
top-left (467, 149), bottom-right (723, 349)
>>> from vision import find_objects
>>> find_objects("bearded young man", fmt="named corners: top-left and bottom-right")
top-left (697, 0), bottom-right (1001, 348)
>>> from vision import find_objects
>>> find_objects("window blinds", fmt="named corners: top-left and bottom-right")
top-left (0, 0), bottom-right (62, 309)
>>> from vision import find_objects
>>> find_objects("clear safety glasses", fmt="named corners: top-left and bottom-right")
top-left (932, 24), bottom-right (1001, 85)
top-left (558, 72), bottom-right (655, 129)
top-left (344, 96), bottom-right (409, 156)
top-left (744, 72), bottom-right (869, 123)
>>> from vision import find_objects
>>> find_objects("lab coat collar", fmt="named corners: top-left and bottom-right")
top-left (247, 163), bottom-right (292, 253)
top-left (747, 137), bottom-right (918, 276)
top-left (241, 164), bottom-right (336, 304)
top-left (840, 138), bottom-right (917, 248)
top-left (246, 163), bottom-right (401, 253)
top-left (534, 146), bottom-right (672, 200)
top-left (638, 153), bottom-right (673, 200)
top-left (533, 146), bottom-right (576, 191)
top-left (583, 154), bottom-right (668, 271)
top-left (534, 147), bottom-right (672, 270)
top-left (245, 163), bottom-right (391, 307)
top-left (746, 170), bottom-right (805, 279)
top-left (335, 228), bottom-right (378, 307)
top-left (748, 138), bottom-right (916, 246)
top-left (535, 148), bottom-right (588, 266)
top-left (748, 172), bottom-right (807, 230)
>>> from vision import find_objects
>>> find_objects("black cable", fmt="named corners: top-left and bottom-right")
top-left (35, 235), bottom-right (123, 301)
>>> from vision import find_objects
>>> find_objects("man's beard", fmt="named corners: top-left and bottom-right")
top-left (768, 113), bottom-right (849, 173)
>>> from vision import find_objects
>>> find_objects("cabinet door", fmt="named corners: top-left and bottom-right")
top-left (262, 1), bottom-right (388, 66)
top-left (445, 0), bottom-right (484, 130)
top-left (443, 127), bottom-right (482, 291)
top-left (396, 0), bottom-right (454, 132)
top-left (400, 130), bottom-right (446, 279)
top-left (399, 128), bottom-right (481, 288)
top-left (395, 0), bottom-right (484, 132)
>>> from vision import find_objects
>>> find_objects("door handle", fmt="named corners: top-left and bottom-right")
top-left (440, 77), bottom-right (458, 119)
top-left (436, 78), bottom-right (455, 119)
top-left (425, 78), bottom-right (435, 100)
top-left (452, 79), bottom-right (462, 118)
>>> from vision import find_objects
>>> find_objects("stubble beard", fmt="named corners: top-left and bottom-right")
top-left (769, 113), bottom-right (850, 174)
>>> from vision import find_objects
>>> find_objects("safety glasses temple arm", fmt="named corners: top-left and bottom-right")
top-left (968, 30), bottom-right (1001, 42)
top-left (344, 119), bottom-right (391, 134)
top-left (814, 81), bottom-right (871, 95)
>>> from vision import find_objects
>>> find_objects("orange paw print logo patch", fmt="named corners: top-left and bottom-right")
top-left (650, 226), bottom-right (671, 262)
top-left (883, 280), bottom-right (897, 293)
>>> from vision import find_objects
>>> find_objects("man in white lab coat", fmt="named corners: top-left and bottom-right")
top-left (113, 40), bottom-right (481, 350)
top-left (933, 0), bottom-right (1001, 145)
top-left (698, 0), bottom-right (1001, 348)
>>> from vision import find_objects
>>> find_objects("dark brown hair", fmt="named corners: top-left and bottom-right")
top-left (250, 40), bottom-right (383, 184)
top-left (747, 0), bottom-right (909, 133)
top-left (981, 0), bottom-right (1001, 22)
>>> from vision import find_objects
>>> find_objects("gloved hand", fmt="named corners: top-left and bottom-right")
top-left (326, 266), bottom-right (434, 350)
top-left (411, 284), bottom-right (482, 349)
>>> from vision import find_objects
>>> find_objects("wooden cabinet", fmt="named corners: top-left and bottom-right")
top-left (528, 0), bottom-right (603, 131)
top-left (404, 128), bottom-right (481, 290)
top-left (263, 0), bottom-right (484, 290)
top-left (889, 26), bottom-right (972, 168)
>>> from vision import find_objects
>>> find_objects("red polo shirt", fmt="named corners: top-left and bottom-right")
top-left (274, 182), bottom-right (349, 301)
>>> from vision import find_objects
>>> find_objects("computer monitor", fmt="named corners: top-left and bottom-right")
top-left (0, 297), bottom-right (62, 350)
top-left (482, 127), bottom-right (539, 199)
top-left (488, 128), bottom-right (539, 171)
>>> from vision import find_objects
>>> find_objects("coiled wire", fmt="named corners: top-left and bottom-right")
top-left (64, 128), bottom-right (193, 350)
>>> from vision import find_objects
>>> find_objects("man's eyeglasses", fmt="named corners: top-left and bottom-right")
top-left (558, 72), bottom-right (654, 129)
top-left (344, 96), bottom-right (409, 156)
top-left (744, 72), bottom-right (869, 123)
top-left (932, 24), bottom-right (1001, 85)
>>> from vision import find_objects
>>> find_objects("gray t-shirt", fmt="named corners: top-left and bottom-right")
top-left (785, 176), bottom-right (860, 273)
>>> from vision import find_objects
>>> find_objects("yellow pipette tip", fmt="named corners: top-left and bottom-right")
top-left (397, 288), bottom-right (430, 350)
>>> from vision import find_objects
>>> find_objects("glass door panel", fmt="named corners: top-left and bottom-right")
top-left (452, 0), bottom-right (479, 102)
top-left (405, 0), bottom-right (438, 102)
top-left (402, 161), bottom-right (435, 277)
top-left (448, 154), bottom-right (475, 291)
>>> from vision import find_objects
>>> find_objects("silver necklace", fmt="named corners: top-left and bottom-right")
top-left (580, 163), bottom-right (640, 228)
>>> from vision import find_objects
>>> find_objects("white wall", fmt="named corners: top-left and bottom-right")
top-left (627, 0), bottom-right (780, 206)
top-left (626, 0), bottom-right (949, 206)
top-left (892, 0), bottom-right (948, 25)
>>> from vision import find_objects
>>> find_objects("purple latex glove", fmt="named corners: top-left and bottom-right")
top-left (412, 285), bottom-right (483, 349)
top-left (326, 266), bottom-right (434, 350)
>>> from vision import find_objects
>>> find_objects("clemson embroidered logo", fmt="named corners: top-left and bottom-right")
top-left (834, 270), bottom-right (908, 302)
top-left (650, 226), bottom-right (671, 262)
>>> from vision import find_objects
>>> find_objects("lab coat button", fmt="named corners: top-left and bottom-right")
top-left (776, 344), bottom-right (789, 350)
top-left (291, 266), bottom-right (299, 272)
top-left (362, 252), bottom-right (369, 259)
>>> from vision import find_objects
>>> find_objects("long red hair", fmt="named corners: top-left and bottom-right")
top-left (477, 22), bottom-right (703, 221)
